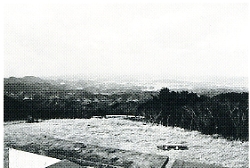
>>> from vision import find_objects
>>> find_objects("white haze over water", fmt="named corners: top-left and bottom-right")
top-left (4, 3), bottom-right (248, 87)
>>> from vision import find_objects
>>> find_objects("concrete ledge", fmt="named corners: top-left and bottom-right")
top-left (6, 136), bottom-right (169, 168)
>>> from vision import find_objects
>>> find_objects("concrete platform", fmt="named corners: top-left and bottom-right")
top-left (9, 148), bottom-right (60, 168)
top-left (46, 159), bottom-right (87, 168)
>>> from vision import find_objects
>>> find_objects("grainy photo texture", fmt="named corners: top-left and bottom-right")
top-left (4, 3), bottom-right (248, 168)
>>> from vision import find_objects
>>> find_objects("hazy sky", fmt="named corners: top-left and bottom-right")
top-left (4, 3), bottom-right (248, 78)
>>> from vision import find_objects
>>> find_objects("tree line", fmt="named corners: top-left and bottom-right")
top-left (4, 88), bottom-right (248, 140)
top-left (137, 88), bottom-right (248, 141)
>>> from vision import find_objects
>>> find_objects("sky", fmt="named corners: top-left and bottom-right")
top-left (4, 3), bottom-right (248, 79)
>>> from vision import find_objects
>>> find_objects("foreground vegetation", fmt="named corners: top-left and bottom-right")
top-left (4, 86), bottom-right (248, 141)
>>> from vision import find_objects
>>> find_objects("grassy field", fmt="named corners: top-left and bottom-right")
top-left (4, 118), bottom-right (248, 167)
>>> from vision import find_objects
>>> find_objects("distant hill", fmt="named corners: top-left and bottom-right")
top-left (4, 75), bottom-right (248, 96)
top-left (4, 76), bottom-right (61, 94)
top-left (5, 76), bottom-right (45, 84)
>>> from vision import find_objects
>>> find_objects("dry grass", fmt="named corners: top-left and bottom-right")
top-left (4, 118), bottom-right (248, 167)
